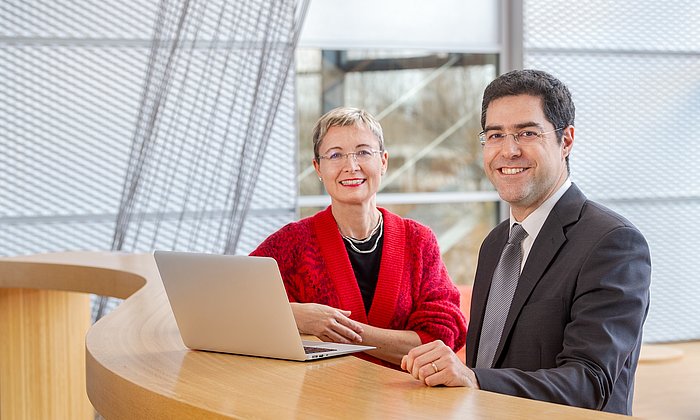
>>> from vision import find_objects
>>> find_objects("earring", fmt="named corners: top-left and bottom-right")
top-left (319, 177), bottom-right (322, 182)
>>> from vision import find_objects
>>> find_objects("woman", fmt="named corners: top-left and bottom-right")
top-left (251, 107), bottom-right (466, 368)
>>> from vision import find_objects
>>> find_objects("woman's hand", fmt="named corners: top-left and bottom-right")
top-left (290, 302), bottom-right (364, 344)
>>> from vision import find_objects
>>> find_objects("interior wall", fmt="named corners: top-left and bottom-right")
top-left (0, 1), bottom-right (298, 257)
top-left (519, 0), bottom-right (700, 342)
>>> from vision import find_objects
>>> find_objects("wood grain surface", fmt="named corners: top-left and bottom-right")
top-left (2, 252), bottom-right (691, 419)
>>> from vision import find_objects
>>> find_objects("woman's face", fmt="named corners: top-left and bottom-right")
top-left (313, 124), bottom-right (388, 207)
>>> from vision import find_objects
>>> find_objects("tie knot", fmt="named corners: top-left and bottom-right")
top-left (508, 224), bottom-right (528, 245)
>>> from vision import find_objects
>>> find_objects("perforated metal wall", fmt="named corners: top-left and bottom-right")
top-left (0, 1), bottom-right (298, 258)
top-left (523, 0), bottom-right (700, 342)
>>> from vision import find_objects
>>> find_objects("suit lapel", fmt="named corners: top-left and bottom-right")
top-left (491, 184), bottom-right (586, 365)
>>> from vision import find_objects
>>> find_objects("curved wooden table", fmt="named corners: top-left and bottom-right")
top-left (1, 252), bottom-right (630, 419)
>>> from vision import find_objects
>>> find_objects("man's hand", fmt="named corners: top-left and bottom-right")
top-left (401, 340), bottom-right (479, 388)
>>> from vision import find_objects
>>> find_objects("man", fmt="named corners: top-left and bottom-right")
top-left (401, 69), bottom-right (651, 415)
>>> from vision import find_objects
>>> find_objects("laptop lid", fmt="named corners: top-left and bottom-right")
top-left (154, 251), bottom-right (374, 361)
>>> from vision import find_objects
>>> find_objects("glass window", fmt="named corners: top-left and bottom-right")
top-left (296, 49), bottom-right (499, 286)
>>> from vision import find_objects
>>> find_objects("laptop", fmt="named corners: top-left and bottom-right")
top-left (153, 250), bottom-right (375, 361)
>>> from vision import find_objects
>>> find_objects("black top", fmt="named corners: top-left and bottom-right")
top-left (343, 229), bottom-right (383, 313)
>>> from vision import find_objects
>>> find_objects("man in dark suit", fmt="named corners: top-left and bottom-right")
top-left (401, 69), bottom-right (651, 415)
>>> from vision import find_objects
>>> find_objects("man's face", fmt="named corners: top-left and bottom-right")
top-left (482, 94), bottom-right (573, 220)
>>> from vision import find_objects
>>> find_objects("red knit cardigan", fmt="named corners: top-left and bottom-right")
top-left (251, 206), bottom-right (466, 367)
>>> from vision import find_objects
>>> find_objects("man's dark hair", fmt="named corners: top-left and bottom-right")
top-left (481, 69), bottom-right (575, 171)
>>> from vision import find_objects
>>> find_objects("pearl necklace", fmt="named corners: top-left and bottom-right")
top-left (340, 212), bottom-right (384, 254)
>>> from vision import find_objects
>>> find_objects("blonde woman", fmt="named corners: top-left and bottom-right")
top-left (251, 107), bottom-right (465, 368)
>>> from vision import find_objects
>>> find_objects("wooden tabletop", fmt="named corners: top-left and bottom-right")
top-left (633, 341), bottom-right (700, 419)
top-left (1, 252), bottom-right (632, 419)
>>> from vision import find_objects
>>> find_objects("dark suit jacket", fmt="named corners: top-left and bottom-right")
top-left (466, 183), bottom-right (651, 415)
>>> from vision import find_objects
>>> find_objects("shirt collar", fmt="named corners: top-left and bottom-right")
top-left (509, 177), bottom-right (572, 239)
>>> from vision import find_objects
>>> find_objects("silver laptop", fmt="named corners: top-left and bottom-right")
top-left (153, 250), bottom-right (375, 361)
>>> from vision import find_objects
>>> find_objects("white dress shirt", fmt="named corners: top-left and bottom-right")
top-left (509, 178), bottom-right (572, 272)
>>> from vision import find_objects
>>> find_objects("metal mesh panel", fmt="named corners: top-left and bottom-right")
top-left (0, 1), bottom-right (299, 258)
top-left (523, 0), bottom-right (700, 342)
top-left (1, 47), bottom-right (141, 219)
top-left (0, 1), bottom-right (158, 38)
top-left (524, 0), bottom-right (700, 51)
top-left (1, 1), bottom-right (303, 321)
top-left (525, 53), bottom-right (699, 199)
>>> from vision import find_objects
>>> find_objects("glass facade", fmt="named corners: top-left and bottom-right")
top-left (295, 49), bottom-right (500, 285)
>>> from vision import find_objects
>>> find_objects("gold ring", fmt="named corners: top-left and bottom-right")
top-left (431, 362), bottom-right (439, 374)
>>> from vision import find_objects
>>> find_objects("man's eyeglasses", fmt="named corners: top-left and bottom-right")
top-left (479, 128), bottom-right (563, 147)
top-left (317, 149), bottom-right (381, 164)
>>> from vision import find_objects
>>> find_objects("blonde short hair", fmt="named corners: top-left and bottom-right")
top-left (312, 107), bottom-right (384, 161)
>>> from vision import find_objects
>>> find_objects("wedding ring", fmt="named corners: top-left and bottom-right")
top-left (431, 362), bottom-right (439, 374)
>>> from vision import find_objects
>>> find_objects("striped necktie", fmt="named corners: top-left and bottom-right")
top-left (476, 223), bottom-right (528, 368)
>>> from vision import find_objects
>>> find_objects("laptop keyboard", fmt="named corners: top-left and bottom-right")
top-left (303, 345), bottom-right (337, 354)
